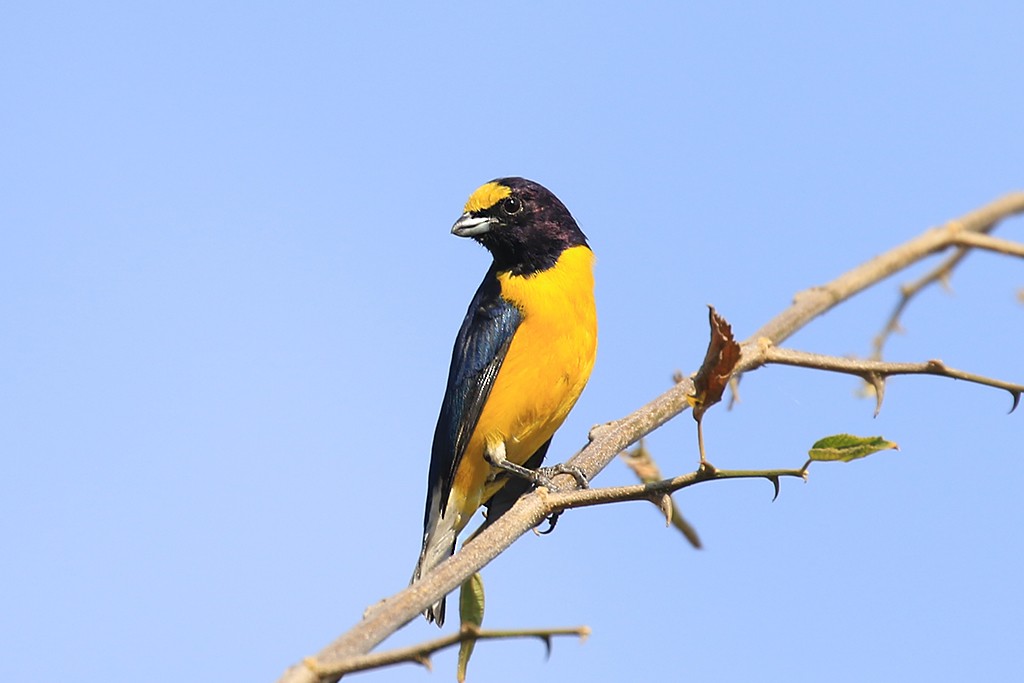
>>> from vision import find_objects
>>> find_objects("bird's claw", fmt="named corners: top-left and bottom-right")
top-left (536, 510), bottom-right (562, 535)
top-left (535, 462), bottom-right (590, 491)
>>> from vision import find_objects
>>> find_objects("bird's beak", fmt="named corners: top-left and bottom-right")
top-left (451, 213), bottom-right (494, 237)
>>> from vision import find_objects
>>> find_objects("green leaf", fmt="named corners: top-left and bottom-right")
top-left (808, 433), bottom-right (898, 462)
top-left (456, 572), bottom-right (485, 683)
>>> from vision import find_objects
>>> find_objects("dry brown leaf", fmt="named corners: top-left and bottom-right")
top-left (690, 306), bottom-right (741, 422)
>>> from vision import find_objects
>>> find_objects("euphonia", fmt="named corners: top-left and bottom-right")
top-left (411, 177), bottom-right (598, 625)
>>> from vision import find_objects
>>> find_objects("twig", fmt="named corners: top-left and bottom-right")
top-left (544, 464), bottom-right (809, 512)
top-left (751, 344), bottom-right (1024, 415)
top-left (951, 232), bottom-right (1024, 258)
top-left (872, 214), bottom-right (1024, 360)
top-left (275, 192), bottom-right (1024, 683)
top-left (870, 247), bottom-right (968, 360)
top-left (302, 625), bottom-right (589, 678)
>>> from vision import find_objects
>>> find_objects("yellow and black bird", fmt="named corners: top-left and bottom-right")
top-left (412, 177), bottom-right (598, 625)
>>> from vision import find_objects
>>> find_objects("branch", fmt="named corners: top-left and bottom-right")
top-left (870, 247), bottom-right (967, 361)
top-left (751, 344), bottom-right (1024, 415)
top-left (871, 205), bottom-right (1024, 360)
top-left (302, 625), bottom-right (590, 677)
top-left (749, 192), bottom-right (1024, 365)
top-left (275, 192), bottom-right (1024, 683)
top-left (952, 231), bottom-right (1024, 258)
top-left (543, 463), bottom-right (809, 513)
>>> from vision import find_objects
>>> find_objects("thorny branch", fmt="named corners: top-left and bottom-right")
top-left (540, 463), bottom-right (809, 514)
top-left (751, 344), bottom-right (1024, 415)
top-left (302, 625), bottom-right (589, 677)
top-left (277, 192), bottom-right (1024, 683)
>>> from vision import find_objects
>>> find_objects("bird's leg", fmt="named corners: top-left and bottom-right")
top-left (483, 441), bottom-right (540, 482)
top-left (483, 442), bottom-right (589, 491)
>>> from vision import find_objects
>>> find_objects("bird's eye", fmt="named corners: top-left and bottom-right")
top-left (500, 196), bottom-right (523, 215)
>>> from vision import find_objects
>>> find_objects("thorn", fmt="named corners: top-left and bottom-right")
top-left (539, 634), bottom-right (553, 659)
top-left (656, 493), bottom-right (673, 526)
top-left (697, 460), bottom-right (718, 476)
top-left (768, 475), bottom-right (781, 501)
top-left (413, 654), bottom-right (433, 671)
top-left (696, 418), bottom-right (707, 465)
top-left (866, 372), bottom-right (886, 417)
top-left (1010, 390), bottom-right (1021, 414)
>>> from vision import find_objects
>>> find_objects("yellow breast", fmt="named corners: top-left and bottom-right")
top-left (451, 245), bottom-right (598, 522)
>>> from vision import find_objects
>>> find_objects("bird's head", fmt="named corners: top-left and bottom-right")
top-left (451, 177), bottom-right (588, 276)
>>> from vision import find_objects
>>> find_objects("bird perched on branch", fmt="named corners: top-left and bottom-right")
top-left (411, 177), bottom-right (598, 625)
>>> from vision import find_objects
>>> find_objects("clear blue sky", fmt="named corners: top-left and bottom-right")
top-left (3, 3), bottom-right (1022, 682)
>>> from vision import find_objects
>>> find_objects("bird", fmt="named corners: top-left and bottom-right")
top-left (411, 177), bottom-right (598, 626)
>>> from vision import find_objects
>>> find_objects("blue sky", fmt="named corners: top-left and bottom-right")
top-left (2, 3), bottom-right (1022, 682)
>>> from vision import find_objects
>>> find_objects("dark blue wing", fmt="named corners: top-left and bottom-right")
top-left (423, 264), bottom-right (522, 532)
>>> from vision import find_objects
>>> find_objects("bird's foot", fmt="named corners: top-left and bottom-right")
top-left (535, 462), bottom-right (590, 491)
top-left (483, 450), bottom-right (589, 492)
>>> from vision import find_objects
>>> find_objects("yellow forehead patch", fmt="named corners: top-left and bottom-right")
top-left (463, 181), bottom-right (511, 213)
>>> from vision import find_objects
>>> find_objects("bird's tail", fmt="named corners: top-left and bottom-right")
top-left (411, 510), bottom-right (458, 626)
